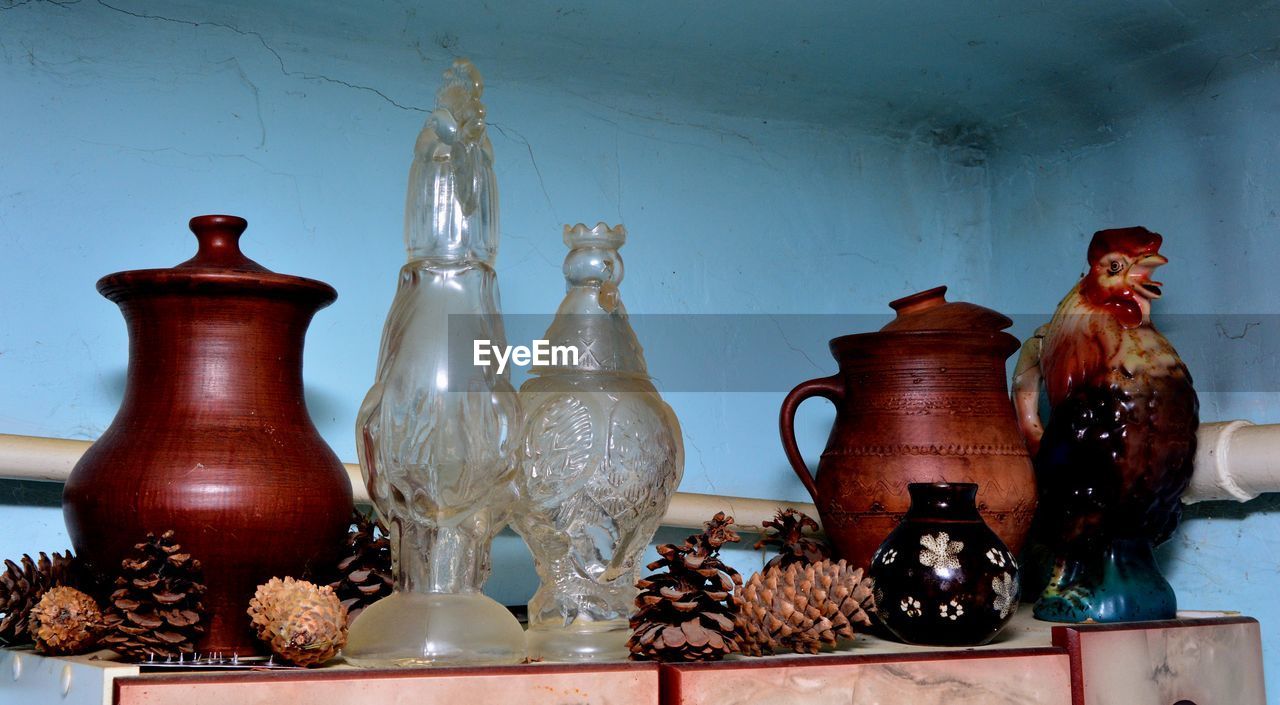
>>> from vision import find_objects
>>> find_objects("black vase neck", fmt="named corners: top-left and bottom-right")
top-left (905, 483), bottom-right (981, 521)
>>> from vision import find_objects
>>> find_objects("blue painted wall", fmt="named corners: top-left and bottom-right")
top-left (1, 0), bottom-right (1276, 693)
top-left (0, 0), bottom-right (994, 592)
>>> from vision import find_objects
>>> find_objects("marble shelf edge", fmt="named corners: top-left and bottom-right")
top-left (1050, 614), bottom-right (1265, 705)
top-left (1, 608), bottom-right (1257, 705)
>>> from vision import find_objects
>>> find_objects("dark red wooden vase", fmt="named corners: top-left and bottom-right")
top-left (62, 215), bottom-right (354, 654)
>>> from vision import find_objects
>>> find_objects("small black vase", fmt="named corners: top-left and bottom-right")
top-left (867, 483), bottom-right (1019, 646)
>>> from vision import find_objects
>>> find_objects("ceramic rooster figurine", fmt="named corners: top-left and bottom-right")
top-left (1012, 227), bottom-right (1198, 622)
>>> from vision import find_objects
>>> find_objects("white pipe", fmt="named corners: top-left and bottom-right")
top-left (0, 433), bottom-right (808, 532)
top-left (1184, 420), bottom-right (1280, 503)
top-left (2, 421), bottom-right (1274, 532)
top-left (0, 435), bottom-right (84, 483)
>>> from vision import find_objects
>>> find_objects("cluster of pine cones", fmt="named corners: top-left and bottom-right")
top-left (0, 532), bottom-right (209, 658)
top-left (628, 509), bottom-right (875, 661)
top-left (6, 507), bottom-right (861, 666)
top-left (0, 551), bottom-right (79, 648)
top-left (0, 510), bottom-right (392, 666)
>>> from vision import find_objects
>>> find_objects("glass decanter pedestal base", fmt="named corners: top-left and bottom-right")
top-left (344, 591), bottom-right (526, 667)
top-left (526, 618), bottom-right (630, 662)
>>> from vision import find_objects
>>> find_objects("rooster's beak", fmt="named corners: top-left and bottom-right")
top-left (1129, 254), bottom-right (1168, 299)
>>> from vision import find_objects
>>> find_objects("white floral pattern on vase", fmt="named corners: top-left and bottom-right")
top-left (939, 598), bottom-right (965, 620)
top-left (899, 597), bottom-right (922, 617)
top-left (919, 532), bottom-right (964, 576)
top-left (880, 548), bottom-right (898, 565)
top-left (985, 548), bottom-right (1007, 567)
top-left (992, 572), bottom-right (1018, 619)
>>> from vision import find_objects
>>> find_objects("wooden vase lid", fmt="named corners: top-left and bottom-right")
top-left (96, 215), bottom-right (337, 307)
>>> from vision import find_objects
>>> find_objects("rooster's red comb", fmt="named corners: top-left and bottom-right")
top-left (1088, 227), bottom-right (1163, 266)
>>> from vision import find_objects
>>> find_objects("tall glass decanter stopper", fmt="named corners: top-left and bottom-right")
top-left (512, 222), bottom-right (684, 662)
top-left (345, 59), bottom-right (524, 667)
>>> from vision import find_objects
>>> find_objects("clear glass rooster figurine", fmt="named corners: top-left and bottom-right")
top-left (344, 59), bottom-right (524, 666)
top-left (511, 222), bottom-right (684, 661)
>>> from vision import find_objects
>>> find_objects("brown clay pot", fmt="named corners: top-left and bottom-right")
top-left (62, 215), bottom-right (353, 654)
top-left (779, 286), bottom-right (1036, 569)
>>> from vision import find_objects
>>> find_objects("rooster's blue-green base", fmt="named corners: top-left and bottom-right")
top-left (1033, 537), bottom-right (1177, 623)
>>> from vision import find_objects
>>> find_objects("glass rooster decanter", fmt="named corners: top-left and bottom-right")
top-left (344, 59), bottom-right (524, 667)
top-left (511, 222), bottom-right (684, 662)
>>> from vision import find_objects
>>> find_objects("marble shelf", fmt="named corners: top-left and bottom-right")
top-left (0, 608), bottom-right (1262, 705)
top-left (666, 610), bottom-right (1264, 705)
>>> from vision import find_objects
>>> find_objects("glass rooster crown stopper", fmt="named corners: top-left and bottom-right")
top-left (539, 222), bottom-right (647, 376)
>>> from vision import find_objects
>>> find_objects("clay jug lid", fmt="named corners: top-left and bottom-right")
top-left (97, 215), bottom-right (337, 307)
top-left (880, 285), bottom-right (1011, 332)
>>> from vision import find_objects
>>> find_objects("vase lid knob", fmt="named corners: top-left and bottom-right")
top-left (889, 285), bottom-right (948, 316)
top-left (180, 215), bottom-right (269, 273)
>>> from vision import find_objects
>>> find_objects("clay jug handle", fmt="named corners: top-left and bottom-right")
top-left (779, 375), bottom-right (843, 502)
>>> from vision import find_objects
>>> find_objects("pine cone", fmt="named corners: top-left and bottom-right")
top-left (248, 577), bottom-right (347, 667)
top-left (100, 531), bottom-right (208, 661)
top-left (754, 509), bottom-right (830, 570)
top-left (325, 510), bottom-right (392, 622)
top-left (30, 586), bottom-right (103, 655)
top-left (628, 512), bottom-right (744, 662)
top-left (737, 559), bottom-right (874, 655)
top-left (0, 551), bottom-right (78, 645)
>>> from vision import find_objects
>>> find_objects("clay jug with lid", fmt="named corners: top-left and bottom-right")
top-left (62, 215), bottom-right (354, 654)
top-left (779, 286), bottom-right (1036, 569)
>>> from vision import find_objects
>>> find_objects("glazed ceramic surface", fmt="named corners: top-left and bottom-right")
top-left (345, 59), bottom-right (525, 667)
top-left (1012, 228), bottom-right (1198, 623)
top-left (867, 483), bottom-right (1019, 647)
top-left (511, 223), bottom-right (683, 663)
top-left (780, 286), bottom-right (1036, 569)
top-left (62, 215), bottom-right (354, 654)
